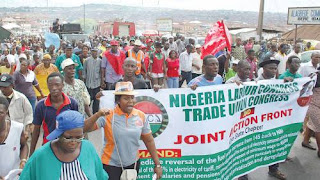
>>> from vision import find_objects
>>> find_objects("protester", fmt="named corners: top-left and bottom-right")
top-left (149, 42), bottom-right (166, 87)
top-left (168, 36), bottom-right (178, 52)
top-left (300, 52), bottom-right (320, 150)
top-left (99, 39), bottom-right (108, 57)
top-left (84, 81), bottom-right (162, 180)
top-left (279, 56), bottom-right (302, 80)
top-left (179, 44), bottom-right (194, 87)
top-left (166, 50), bottom-right (180, 88)
top-left (0, 74), bottom-right (33, 138)
top-left (0, 96), bottom-right (28, 178)
top-left (31, 54), bottom-right (40, 71)
top-left (216, 50), bottom-right (231, 77)
top-left (305, 42), bottom-right (315, 51)
top-left (13, 58), bottom-right (44, 112)
top-left (256, 56), bottom-right (287, 180)
top-left (305, 69), bottom-right (320, 157)
top-left (191, 44), bottom-right (203, 79)
top-left (102, 40), bottom-right (126, 90)
top-left (30, 72), bottom-right (78, 156)
top-left (244, 38), bottom-right (254, 54)
top-left (62, 59), bottom-right (91, 117)
top-left (21, 110), bottom-right (109, 179)
top-left (83, 48), bottom-right (101, 114)
top-left (48, 45), bottom-right (58, 63)
top-left (275, 44), bottom-right (289, 75)
top-left (55, 44), bottom-right (83, 79)
top-left (226, 60), bottom-right (251, 84)
top-left (33, 54), bottom-right (59, 99)
top-left (0, 57), bottom-right (13, 75)
top-left (176, 39), bottom-right (185, 55)
top-left (246, 49), bottom-right (258, 80)
top-left (188, 55), bottom-right (223, 89)
top-left (127, 40), bottom-right (147, 79)
top-left (78, 45), bottom-right (90, 65)
top-left (299, 52), bottom-right (320, 77)
top-left (287, 44), bottom-right (302, 59)
top-left (162, 42), bottom-right (170, 60)
top-left (232, 38), bottom-right (246, 61)
top-left (73, 41), bottom-right (83, 55)
top-left (225, 59), bottom-right (239, 81)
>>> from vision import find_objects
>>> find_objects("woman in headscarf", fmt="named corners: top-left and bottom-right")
top-left (20, 110), bottom-right (108, 180)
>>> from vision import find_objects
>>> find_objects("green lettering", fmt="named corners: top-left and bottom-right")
top-left (193, 108), bottom-right (202, 121)
top-left (203, 107), bottom-right (211, 120)
top-left (198, 93), bottom-right (204, 106)
top-left (187, 94), bottom-right (197, 106)
top-left (169, 94), bottom-right (180, 107)
top-left (183, 109), bottom-right (192, 121)
top-left (218, 90), bottom-right (225, 103)
top-left (205, 92), bottom-right (213, 105)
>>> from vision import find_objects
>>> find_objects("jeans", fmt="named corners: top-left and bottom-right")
top-left (192, 73), bottom-right (201, 79)
top-left (179, 71), bottom-right (192, 87)
top-left (27, 96), bottom-right (36, 113)
top-left (87, 87), bottom-right (100, 114)
top-left (167, 77), bottom-right (179, 88)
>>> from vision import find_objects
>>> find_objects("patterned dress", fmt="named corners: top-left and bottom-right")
top-left (63, 79), bottom-right (89, 116)
top-left (307, 88), bottom-right (320, 132)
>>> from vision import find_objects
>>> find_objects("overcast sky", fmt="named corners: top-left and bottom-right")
top-left (1, 0), bottom-right (320, 13)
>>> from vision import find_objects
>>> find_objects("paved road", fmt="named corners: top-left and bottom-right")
top-left (88, 131), bottom-right (320, 180)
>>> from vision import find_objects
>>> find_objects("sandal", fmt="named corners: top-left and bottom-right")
top-left (302, 142), bottom-right (317, 150)
top-left (268, 170), bottom-right (286, 180)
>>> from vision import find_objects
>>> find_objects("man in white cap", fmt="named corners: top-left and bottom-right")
top-left (126, 40), bottom-right (147, 79)
top-left (225, 59), bottom-right (240, 81)
top-left (191, 44), bottom-right (203, 79)
top-left (62, 58), bottom-right (92, 118)
top-left (168, 36), bottom-right (178, 52)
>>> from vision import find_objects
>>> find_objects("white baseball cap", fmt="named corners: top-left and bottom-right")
top-left (232, 59), bottom-right (240, 65)
top-left (61, 58), bottom-right (78, 70)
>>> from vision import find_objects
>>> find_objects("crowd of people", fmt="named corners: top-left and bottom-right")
top-left (0, 32), bottom-right (319, 180)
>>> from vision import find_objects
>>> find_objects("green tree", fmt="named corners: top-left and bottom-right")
top-left (72, 18), bottom-right (97, 34)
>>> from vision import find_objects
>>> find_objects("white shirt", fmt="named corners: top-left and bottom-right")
top-left (0, 121), bottom-right (23, 177)
top-left (274, 52), bottom-right (288, 74)
top-left (191, 52), bottom-right (203, 74)
top-left (179, 51), bottom-right (193, 72)
top-left (287, 51), bottom-right (301, 59)
top-left (299, 61), bottom-right (319, 77)
top-left (162, 48), bottom-right (170, 60)
top-left (169, 42), bottom-right (178, 52)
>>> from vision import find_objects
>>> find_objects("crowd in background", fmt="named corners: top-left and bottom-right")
top-left (0, 32), bottom-right (320, 180)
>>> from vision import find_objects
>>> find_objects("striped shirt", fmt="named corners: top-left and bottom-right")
top-left (60, 159), bottom-right (88, 180)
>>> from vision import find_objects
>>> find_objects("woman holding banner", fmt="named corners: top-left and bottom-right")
top-left (84, 81), bottom-right (163, 180)
top-left (306, 69), bottom-right (320, 158)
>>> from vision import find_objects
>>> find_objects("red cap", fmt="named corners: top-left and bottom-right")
top-left (110, 40), bottom-right (119, 46)
top-left (146, 39), bottom-right (153, 44)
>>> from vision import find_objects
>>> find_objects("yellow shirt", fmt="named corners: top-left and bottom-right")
top-left (33, 63), bottom-right (59, 96)
top-left (0, 66), bottom-right (12, 75)
top-left (99, 45), bottom-right (107, 57)
top-left (305, 46), bottom-right (315, 51)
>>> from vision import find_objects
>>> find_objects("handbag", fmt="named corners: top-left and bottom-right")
top-left (112, 113), bottom-right (138, 180)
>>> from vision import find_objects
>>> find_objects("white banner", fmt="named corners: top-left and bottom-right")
top-left (100, 78), bottom-right (314, 179)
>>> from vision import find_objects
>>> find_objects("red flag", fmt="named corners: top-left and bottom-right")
top-left (201, 20), bottom-right (232, 59)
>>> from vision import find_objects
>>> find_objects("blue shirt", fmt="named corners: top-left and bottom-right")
top-left (33, 93), bottom-right (78, 144)
top-left (101, 50), bottom-right (122, 83)
top-left (188, 74), bottom-right (223, 87)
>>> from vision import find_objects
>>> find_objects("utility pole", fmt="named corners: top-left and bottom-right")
top-left (84, 3), bottom-right (86, 33)
top-left (257, 0), bottom-right (264, 41)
